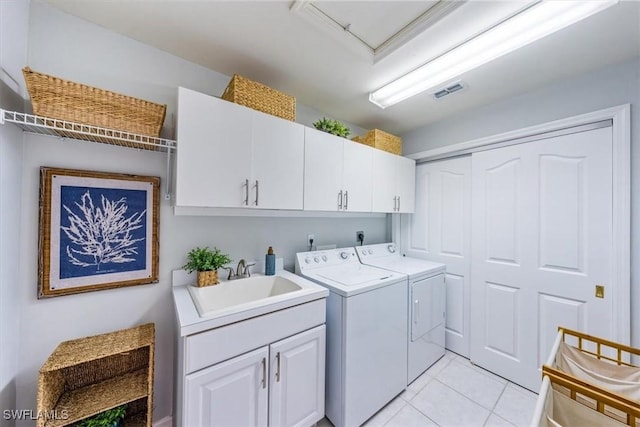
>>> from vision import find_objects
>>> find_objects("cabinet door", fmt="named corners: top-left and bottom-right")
top-left (342, 141), bottom-right (373, 212)
top-left (176, 88), bottom-right (252, 207)
top-left (269, 325), bottom-right (325, 427)
top-left (184, 347), bottom-right (268, 427)
top-left (252, 112), bottom-right (305, 210)
top-left (371, 149), bottom-right (397, 212)
top-left (396, 156), bottom-right (416, 213)
top-left (303, 128), bottom-right (343, 211)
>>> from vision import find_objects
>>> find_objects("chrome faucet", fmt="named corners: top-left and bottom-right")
top-left (225, 259), bottom-right (255, 280)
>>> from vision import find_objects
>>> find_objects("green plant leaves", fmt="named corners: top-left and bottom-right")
top-left (313, 117), bottom-right (350, 138)
top-left (183, 246), bottom-right (233, 273)
top-left (77, 405), bottom-right (126, 427)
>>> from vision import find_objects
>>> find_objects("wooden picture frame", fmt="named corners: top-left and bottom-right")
top-left (38, 167), bottom-right (160, 298)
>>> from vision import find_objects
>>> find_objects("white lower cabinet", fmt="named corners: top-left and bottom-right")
top-left (269, 326), bottom-right (326, 427)
top-left (184, 325), bottom-right (325, 427)
top-left (185, 347), bottom-right (269, 427)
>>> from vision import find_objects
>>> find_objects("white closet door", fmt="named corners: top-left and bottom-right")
top-left (470, 126), bottom-right (613, 391)
top-left (401, 157), bottom-right (472, 357)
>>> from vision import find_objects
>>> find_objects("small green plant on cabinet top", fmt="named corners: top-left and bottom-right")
top-left (313, 117), bottom-right (350, 138)
top-left (77, 405), bottom-right (126, 427)
top-left (183, 246), bottom-right (233, 273)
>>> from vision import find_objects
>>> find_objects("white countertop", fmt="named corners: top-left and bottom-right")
top-left (172, 269), bottom-right (329, 336)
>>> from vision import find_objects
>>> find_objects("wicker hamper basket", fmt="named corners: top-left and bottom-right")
top-left (352, 129), bottom-right (402, 155)
top-left (22, 67), bottom-right (166, 138)
top-left (221, 74), bottom-right (295, 121)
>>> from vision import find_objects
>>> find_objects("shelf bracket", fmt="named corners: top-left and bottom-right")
top-left (165, 146), bottom-right (173, 201)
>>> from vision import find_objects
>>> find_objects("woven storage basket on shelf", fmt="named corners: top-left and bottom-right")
top-left (352, 129), bottom-right (402, 155)
top-left (37, 323), bottom-right (155, 427)
top-left (221, 74), bottom-right (296, 121)
top-left (22, 67), bottom-right (167, 138)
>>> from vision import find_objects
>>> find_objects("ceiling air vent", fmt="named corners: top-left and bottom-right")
top-left (432, 81), bottom-right (466, 100)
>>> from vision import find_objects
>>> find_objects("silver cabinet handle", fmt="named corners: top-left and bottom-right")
top-left (393, 196), bottom-right (397, 212)
top-left (414, 299), bottom-right (419, 324)
top-left (254, 180), bottom-right (259, 206)
top-left (344, 191), bottom-right (348, 211)
top-left (243, 179), bottom-right (249, 206)
top-left (397, 196), bottom-right (400, 212)
top-left (275, 352), bottom-right (281, 382)
top-left (261, 357), bottom-right (266, 389)
top-left (338, 190), bottom-right (343, 210)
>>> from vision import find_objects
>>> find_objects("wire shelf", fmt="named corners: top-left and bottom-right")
top-left (1, 109), bottom-right (176, 152)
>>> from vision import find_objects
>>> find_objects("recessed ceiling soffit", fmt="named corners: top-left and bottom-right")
top-left (290, 0), bottom-right (466, 63)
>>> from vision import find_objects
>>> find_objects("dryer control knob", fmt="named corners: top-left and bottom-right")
top-left (388, 244), bottom-right (396, 253)
top-left (340, 251), bottom-right (349, 260)
top-left (304, 257), bottom-right (311, 264)
top-left (314, 256), bottom-right (320, 263)
top-left (368, 249), bottom-right (373, 254)
top-left (361, 250), bottom-right (367, 256)
top-left (322, 255), bottom-right (328, 262)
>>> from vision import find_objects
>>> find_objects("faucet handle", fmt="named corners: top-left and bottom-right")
top-left (244, 261), bottom-right (256, 277)
top-left (223, 266), bottom-right (236, 281)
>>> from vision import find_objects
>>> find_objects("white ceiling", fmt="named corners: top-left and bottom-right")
top-left (43, 0), bottom-right (640, 135)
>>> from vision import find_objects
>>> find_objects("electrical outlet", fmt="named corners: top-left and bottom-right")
top-left (307, 234), bottom-right (315, 248)
top-left (356, 230), bottom-right (364, 243)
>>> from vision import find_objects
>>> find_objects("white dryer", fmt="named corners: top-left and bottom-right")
top-left (356, 243), bottom-right (446, 384)
top-left (295, 248), bottom-right (407, 427)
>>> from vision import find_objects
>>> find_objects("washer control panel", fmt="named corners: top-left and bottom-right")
top-left (296, 248), bottom-right (358, 271)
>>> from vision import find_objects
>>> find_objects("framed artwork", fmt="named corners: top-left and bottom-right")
top-left (38, 167), bottom-right (160, 298)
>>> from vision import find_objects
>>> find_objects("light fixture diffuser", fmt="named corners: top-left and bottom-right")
top-left (369, 0), bottom-right (618, 109)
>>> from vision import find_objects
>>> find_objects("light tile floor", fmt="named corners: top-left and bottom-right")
top-left (319, 351), bottom-right (539, 427)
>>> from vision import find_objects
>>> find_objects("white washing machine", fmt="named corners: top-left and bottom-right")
top-left (295, 248), bottom-right (407, 427)
top-left (356, 243), bottom-right (446, 384)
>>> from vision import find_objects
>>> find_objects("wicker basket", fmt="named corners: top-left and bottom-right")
top-left (37, 323), bottom-right (155, 427)
top-left (221, 74), bottom-right (295, 121)
top-left (197, 270), bottom-right (219, 287)
top-left (352, 129), bottom-right (402, 155)
top-left (22, 67), bottom-right (167, 138)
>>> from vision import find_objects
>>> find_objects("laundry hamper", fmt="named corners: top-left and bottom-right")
top-left (531, 327), bottom-right (640, 426)
top-left (531, 370), bottom-right (639, 426)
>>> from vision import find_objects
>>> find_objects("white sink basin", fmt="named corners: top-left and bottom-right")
top-left (188, 274), bottom-right (305, 318)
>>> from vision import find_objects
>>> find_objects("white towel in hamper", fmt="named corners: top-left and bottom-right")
top-left (541, 388), bottom-right (628, 427)
top-left (556, 342), bottom-right (640, 401)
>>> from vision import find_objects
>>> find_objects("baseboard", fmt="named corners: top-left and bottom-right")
top-left (153, 416), bottom-right (172, 427)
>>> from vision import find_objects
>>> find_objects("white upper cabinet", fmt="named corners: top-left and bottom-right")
top-left (303, 128), bottom-right (373, 212)
top-left (396, 155), bottom-right (416, 213)
top-left (372, 150), bottom-right (416, 213)
top-left (177, 87), bottom-right (413, 214)
top-left (176, 87), bottom-right (252, 208)
top-left (251, 111), bottom-right (305, 210)
top-left (176, 87), bottom-right (304, 210)
top-left (303, 128), bottom-right (344, 211)
top-left (342, 141), bottom-right (373, 212)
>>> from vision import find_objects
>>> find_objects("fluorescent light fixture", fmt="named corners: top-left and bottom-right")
top-left (369, 0), bottom-right (618, 108)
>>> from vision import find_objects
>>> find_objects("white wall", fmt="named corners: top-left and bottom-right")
top-left (25, 2), bottom-right (365, 139)
top-left (402, 57), bottom-right (640, 349)
top-left (8, 2), bottom-right (384, 424)
top-left (0, 1), bottom-right (29, 426)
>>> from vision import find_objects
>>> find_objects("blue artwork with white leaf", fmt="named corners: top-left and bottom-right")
top-left (59, 186), bottom-right (147, 279)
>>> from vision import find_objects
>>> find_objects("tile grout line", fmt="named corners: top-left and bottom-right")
top-left (409, 378), bottom-right (492, 421)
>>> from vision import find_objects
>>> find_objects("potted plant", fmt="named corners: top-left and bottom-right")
top-left (313, 117), bottom-right (350, 138)
top-left (183, 246), bottom-right (232, 286)
top-left (77, 405), bottom-right (126, 427)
